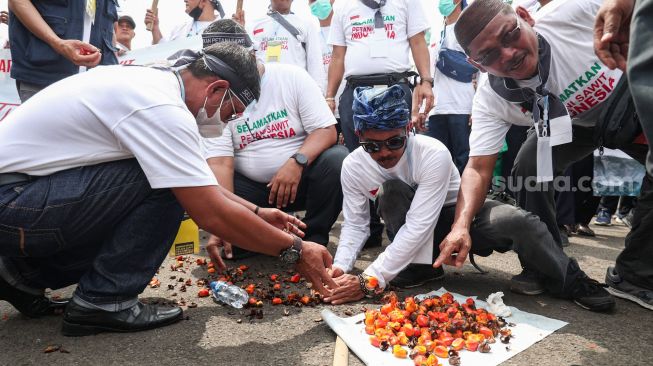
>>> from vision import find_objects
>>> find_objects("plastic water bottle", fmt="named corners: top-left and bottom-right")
top-left (210, 281), bottom-right (249, 309)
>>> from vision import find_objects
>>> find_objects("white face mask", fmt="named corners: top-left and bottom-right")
top-left (196, 89), bottom-right (235, 138)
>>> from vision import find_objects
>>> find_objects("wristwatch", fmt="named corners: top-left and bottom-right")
top-left (279, 235), bottom-right (303, 265)
top-left (420, 77), bottom-right (434, 87)
top-left (291, 153), bottom-right (308, 168)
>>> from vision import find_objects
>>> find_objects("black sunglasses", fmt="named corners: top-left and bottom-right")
top-left (473, 15), bottom-right (522, 67)
top-left (360, 135), bottom-right (407, 153)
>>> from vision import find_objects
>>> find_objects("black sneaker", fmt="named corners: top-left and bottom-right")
top-left (569, 275), bottom-right (616, 312)
top-left (605, 266), bottom-right (653, 311)
top-left (389, 264), bottom-right (445, 288)
top-left (510, 268), bottom-right (545, 295)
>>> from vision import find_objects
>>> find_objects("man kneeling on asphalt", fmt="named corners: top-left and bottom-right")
top-left (323, 85), bottom-right (615, 313)
top-left (0, 42), bottom-right (336, 336)
top-left (201, 19), bottom-right (349, 260)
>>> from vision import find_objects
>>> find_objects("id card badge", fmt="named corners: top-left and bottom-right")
top-left (369, 29), bottom-right (389, 58)
top-left (536, 134), bottom-right (554, 183)
top-left (549, 114), bottom-right (573, 146)
top-left (266, 41), bottom-right (282, 62)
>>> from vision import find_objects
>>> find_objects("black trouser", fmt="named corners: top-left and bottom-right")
top-left (555, 154), bottom-right (600, 226)
top-left (375, 179), bottom-right (581, 297)
top-left (232, 145), bottom-right (348, 245)
top-left (598, 195), bottom-right (636, 216)
top-left (621, 0), bottom-right (653, 290)
top-left (629, 0), bottom-right (653, 176)
top-left (499, 125), bottom-right (529, 197)
top-left (339, 77), bottom-right (413, 242)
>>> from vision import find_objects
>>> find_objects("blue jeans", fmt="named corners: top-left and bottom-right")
top-left (0, 159), bottom-right (184, 308)
top-left (426, 114), bottom-right (470, 174)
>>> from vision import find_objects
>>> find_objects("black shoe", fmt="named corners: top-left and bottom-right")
top-left (363, 233), bottom-right (383, 249)
top-left (574, 223), bottom-right (596, 237)
top-left (605, 266), bottom-right (653, 311)
top-left (510, 268), bottom-right (545, 295)
top-left (0, 276), bottom-right (68, 318)
top-left (62, 301), bottom-right (183, 337)
top-left (389, 264), bottom-right (445, 289)
top-left (569, 275), bottom-right (616, 312)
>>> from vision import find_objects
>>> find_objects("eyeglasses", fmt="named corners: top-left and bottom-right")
top-left (472, 15), bottom-right (522, 67)
top-left (360, 135), bottom-right (407, 153)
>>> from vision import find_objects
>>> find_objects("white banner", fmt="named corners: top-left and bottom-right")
top-left (0, 35), bottom-right (203, 122)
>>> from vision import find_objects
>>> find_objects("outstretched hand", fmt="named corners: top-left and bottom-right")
top-left (434, 227), bottom-right (472, 268)
top-left (295, 241), bottom-right (339, 296)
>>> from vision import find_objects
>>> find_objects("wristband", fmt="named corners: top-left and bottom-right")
top-left (419, 77), bottom-right (434, 87)
top-left (325, 97), bottom-right (335, 101)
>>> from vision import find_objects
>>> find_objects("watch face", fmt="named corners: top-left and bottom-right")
top-left (282, 249), bottom-right (301, 264)
top-left (294, 153), bottom-right (308, 166)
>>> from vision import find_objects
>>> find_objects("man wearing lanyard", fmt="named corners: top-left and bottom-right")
top-left (249, 0), bottom-right (325, 92)
top-left (440, 0), bottom-right (645, 295)
top-left (145, 0), bottom-right (225, 45)
top-left (8, 0), bottom-right (118, 102)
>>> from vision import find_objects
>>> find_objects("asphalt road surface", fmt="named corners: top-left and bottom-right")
top-left (1, 219), bottom-right (651, 366)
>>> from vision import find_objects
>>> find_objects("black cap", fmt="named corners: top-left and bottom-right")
top-left (118, 15), bottom-right (136, 30)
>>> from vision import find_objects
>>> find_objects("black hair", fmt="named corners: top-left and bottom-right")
top-left (188, 42), bottom-right (261, 101)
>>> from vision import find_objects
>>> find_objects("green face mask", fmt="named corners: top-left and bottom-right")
top-left (310, 0), bottom-right (332, 20)
top-left (438, 0), bottom-right (458, 17)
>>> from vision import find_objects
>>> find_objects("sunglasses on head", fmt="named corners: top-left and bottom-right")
top-left (360, 134), bottom-right (407, 153)
top-left (472, 14), bottom-right (522, 67)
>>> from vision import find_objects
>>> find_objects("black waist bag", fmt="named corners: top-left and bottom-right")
top-left (346, 71), bottom-right (418, 89)
top-left (594, 76), bottom-right (642, 149)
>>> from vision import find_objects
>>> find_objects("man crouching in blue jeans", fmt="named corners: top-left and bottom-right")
top-left (0, 42), bottom-right (337, 336)
top-left (324, 85), bottom-right (614, 313)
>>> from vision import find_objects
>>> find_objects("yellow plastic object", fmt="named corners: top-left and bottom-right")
top-left (169, 216), bottom-right (199, 256)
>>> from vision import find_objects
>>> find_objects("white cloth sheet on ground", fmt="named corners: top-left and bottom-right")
top-left (322, 287), bottom-right (567, 366)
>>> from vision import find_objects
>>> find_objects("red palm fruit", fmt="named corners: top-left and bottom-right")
top-left (433, 345), bottom-right (449, 358)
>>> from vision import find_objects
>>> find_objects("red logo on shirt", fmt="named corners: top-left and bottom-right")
top-left (350, 15), bottom-right (360, 20)
top-left (369, 188), bottom-right (379, 197)
top-left (253, 28), bottom-right (264, 35)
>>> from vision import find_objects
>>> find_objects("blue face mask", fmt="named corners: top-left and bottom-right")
top-left (310, 0), bottom-right (332, 20)
top-left (438, 0), bottom-right (458, 17)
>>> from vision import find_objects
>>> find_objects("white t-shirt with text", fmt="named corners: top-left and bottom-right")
top-left (0, 66), bottom-right (217, 189)
top-left (202, 63), bottom-right (336, 183)
top-left (334, 134), bottom-right (460, 288)
top-left (162, 19), bottom-right (212, 43)
top-left (469, 0), bottom-right (622, 156)
top-left (328, 0), bottom-right (430, 78)
top-left (249, 14), bottom-right (326, 92)
top-left (429, 23), bottom-right (475, 115)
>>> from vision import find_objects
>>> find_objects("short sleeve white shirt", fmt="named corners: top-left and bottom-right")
top-left (469, 0), bottom-right (623, 156)
top-left (328, 0), bottom-right (430, 77)
top-left (162, 18), bottom-right (212, 43)
top-left (430, 23), bottom-right (475, 115)
top-left (202, 63), bottom-right (336, 183)
top-left (0, 66), bottom-right (217, 189)
top-left (249, 14), bottom-right (326, 92)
